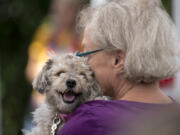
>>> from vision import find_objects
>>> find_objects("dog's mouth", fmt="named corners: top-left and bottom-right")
top-left (59, 91), bottom-right (82, 104)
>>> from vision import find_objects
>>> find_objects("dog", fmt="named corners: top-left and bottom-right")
top-left (24, 53), bottom-right (108, 135)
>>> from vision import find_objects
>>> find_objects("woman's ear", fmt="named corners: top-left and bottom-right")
top-left (112, 50), bottom-right (125, 72)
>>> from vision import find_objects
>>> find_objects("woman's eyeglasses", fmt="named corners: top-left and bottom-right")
top-left (76, 49), bottom-right (104, 57)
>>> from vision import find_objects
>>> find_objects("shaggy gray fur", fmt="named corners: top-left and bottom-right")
top-left (23, 53), bottom-right (107, 135)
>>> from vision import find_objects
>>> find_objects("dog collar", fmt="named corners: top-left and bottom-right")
top-left (51, 113), bottom-right (72, 135)
top-left (58, 113), bottom-right (72, 122)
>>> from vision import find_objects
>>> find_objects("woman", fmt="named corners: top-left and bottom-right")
top-left (58, 0), bottom-right (180, 135)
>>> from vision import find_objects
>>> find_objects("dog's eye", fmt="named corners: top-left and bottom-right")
top-left (80, 72), bottom-right (86, 77)
top-left (56, 71), bottom-right (65, 76)
top-left (91, 73), bottom-right (95, 77)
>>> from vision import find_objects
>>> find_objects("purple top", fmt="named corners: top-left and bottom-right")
top-left (58, 100), bottom-right (176, 135)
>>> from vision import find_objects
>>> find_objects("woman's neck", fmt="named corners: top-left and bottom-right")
top-left (114, 80), bottom-right (173, 104)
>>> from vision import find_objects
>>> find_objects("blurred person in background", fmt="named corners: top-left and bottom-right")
top-left (57, 0), bottom-right (180, 134)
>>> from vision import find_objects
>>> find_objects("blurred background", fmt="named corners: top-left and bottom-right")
top-left (0, 0), bottom-right (180, 135)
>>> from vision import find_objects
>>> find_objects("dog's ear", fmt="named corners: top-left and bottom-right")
top-left (32, 59), bottom-right (53, 94)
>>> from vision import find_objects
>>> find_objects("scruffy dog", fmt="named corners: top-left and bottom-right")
top-left (24, 54), bottom-right (107, 135)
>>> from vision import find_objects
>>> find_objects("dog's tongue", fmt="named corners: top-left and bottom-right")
top-left (63, 93), bottom-right (75, 102)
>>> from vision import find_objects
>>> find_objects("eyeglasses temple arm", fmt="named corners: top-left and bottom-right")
top-left (76, 49), bottom-right (104, 57)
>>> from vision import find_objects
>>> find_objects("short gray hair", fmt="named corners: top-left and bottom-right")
top-left (77, 0), bottom-right (180, 83)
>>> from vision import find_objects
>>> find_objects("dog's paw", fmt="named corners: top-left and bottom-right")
top-left (94, 96), bottom-right (110, 100)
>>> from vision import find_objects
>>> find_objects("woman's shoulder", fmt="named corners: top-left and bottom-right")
top-left (58, 100), bottom-right (108, 135)
top-left (58, 100), bottom-right (141, 135)
top-left (68, 99), bottom-right (178, 120)
top-left (58, 100), bottom-right (179, 135)
top-left (72, 100), bottom-right (130, 118)
top-left (66, 99), bottom-right (179, 125)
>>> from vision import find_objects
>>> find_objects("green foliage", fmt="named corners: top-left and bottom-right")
top-left (0, 0), bottom-right (50, 134)
top-left (162, 0), bottom-right (172, 16)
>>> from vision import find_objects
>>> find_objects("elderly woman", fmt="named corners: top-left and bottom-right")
top-left (58, 0), bottom-right (180, 135)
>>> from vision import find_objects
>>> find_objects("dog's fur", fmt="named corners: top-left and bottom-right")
top-left (24, 54), bottom-right (107, 135)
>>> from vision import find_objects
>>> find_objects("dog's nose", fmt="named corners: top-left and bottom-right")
top-left (66, 79), bottom-right (76, 88)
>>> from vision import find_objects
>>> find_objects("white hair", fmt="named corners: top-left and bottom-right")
top-left (77, 0), bottom-right (180, 83)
